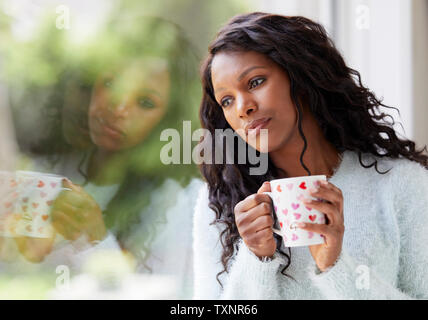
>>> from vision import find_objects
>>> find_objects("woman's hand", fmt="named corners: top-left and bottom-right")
top-left (14, 236), bottom-right (56, 263)
top-left (298, 180), bottom-right (345, 272)
top-left (234, 182), bottom-right (276, 259)
top-left (51, 179), bottom-right (107, 242)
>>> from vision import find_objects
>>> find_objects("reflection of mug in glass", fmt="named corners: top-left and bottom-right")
top-left (264, 175), bottom-right (327, 247)
top-left (0, 171), bottom-right (67, 239)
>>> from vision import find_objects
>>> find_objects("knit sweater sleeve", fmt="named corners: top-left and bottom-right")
top-left (307, 159), bottom-right (428, 299)
top-left (192, 183), bottom-right (286, 300)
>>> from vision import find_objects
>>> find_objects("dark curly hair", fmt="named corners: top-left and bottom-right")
top-left (198, 12), bottom-right (428, 286)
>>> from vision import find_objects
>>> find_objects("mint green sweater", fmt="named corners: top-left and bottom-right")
top-left (193, 150), bottom-right (428, 299)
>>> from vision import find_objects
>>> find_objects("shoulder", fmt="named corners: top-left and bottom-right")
top-left (381, 157), bottom-right (428, 219)
top-left (347, 151), bottom-right (427, 189)
top-left (381, 157), bottom-right (428, 191)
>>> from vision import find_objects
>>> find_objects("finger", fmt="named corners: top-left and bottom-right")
top-left (296, 222), bottom-right (329, 237)
top-left (257, 181), bottom-right (271, 194)
top-left (302, 198), bottom-right (337, 225)
top-left (239, 211), bottom-right (274, 239)
top-left (62, 178), bottom-right (83, 192)
top-left (236, 203), bottom-right (272, 232)
top-left (55, 189), bottom-right (92, 210)
top-left (235, 193), bottom-right (272, 213)
top-left (251, 214), bottom-right (274, 233)
top-left (57, 201), bottom-right (91, 222)
top-left (53, 201), bottom-right (79, 216)
top-left (308, 184), bottom-right (341, 206)
top-left (325, 182), bottom-right (344, 213)
top-left (246, 227), bottom-right (274, 247)
top-left (51, 210), bottom-right (82, 234)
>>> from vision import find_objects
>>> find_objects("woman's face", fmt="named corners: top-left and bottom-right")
top-left (210, 50), bottom-right (299, 153)
top-left (89, 57), bottom-right (170, 151)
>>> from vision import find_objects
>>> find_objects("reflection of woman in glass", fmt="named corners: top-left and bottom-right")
top-left (193, 13), bottom-right (428, 299)
top-left (7, 15), bottom-right (201, 297)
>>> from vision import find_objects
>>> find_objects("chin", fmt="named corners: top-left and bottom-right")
top-left (91, 134), bottom-right (123, 152)
top-left (247, 133), bottom-right (280, 154)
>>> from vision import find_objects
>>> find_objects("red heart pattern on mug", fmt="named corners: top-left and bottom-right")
top-left (269, 178), bottom-right (329, 247)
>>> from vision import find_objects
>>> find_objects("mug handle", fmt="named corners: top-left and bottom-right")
top-left (263, 191), bottom-right (282, 236)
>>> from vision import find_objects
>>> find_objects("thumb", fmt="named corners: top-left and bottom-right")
top-left (62, 178), bottom-right (80, 192)
top-left (257, 181), bottom-right (271, 194)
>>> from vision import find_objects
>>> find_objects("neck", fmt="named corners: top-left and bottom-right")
top-left (87, 147), bottom-right (129, 185)
top-left (269, 106), bottom-right (341, 178)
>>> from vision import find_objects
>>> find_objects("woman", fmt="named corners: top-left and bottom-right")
top-left (5, 14), bottom-right (202, 298)
top-left (193, 12), bottom-right (428, 299)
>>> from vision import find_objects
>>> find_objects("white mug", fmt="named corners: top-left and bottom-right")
top-left (0, 171), bottom-right (69, 238)
top-left (264, 175), bottom-right (327, 247)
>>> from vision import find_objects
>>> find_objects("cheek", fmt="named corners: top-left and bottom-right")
top-left (223, 110), bottom-right (240, 130)
top-left (123, 108), bottom-right (165, 145)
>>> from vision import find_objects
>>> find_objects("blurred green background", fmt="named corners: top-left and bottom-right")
top-left (0, 0), bottom-right (254, 300)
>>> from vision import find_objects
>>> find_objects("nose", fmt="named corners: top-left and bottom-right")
top-left (110, 98), bottom-right (130, 118)
top-left (237, 96), bottom-right (258, 118)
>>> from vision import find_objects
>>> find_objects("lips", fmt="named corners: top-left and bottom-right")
top-left (245, 117), bottom-right (271, 135)
top-left (95, 117), bottom-right (125, 138)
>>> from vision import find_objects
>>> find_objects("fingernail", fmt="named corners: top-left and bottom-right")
top-left (321, 180), bottom-right (328, 185)
top-left (297, 222), bottom-right (306, 228)
top-left (309, 187), bottom-right (318, 194)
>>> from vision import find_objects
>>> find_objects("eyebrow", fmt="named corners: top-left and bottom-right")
top-left (237, 65), bottom-right (266, 81)
top-left (140, 88), bottom-right (162, 98)
top-left (215, 65), bottom-right (267, 94)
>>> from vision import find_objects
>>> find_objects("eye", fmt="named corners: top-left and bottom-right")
top-left (138, 96), bottom-right (156, 109)
top-left (249, 77), bottom-right (265, 89)
top-left (103, 77), bottom-right (114, 88)
top-left (220, 97), bottom-right (233, 108)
